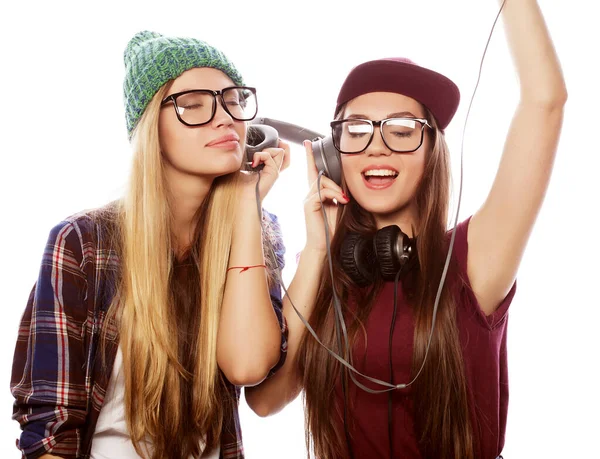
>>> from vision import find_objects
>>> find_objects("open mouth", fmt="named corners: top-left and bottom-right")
top-left (362, 169), bottom-right (399, 188)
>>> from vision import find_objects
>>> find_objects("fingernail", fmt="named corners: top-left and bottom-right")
top-left (342, 193), bottom-right (350, 201)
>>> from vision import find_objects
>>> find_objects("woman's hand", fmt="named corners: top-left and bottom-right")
top-left (303, 140), bottom-right (349, 253)
top-left (239, 139), bottom-right (291, 201)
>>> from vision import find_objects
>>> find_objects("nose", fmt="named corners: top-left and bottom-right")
top-left (211, 98), bottom-right (235, 128)
top-left (365, 127), bottom-right (392, 157)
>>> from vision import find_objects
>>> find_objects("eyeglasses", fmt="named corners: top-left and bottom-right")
top-left (330, 117), bottom-right (432, 154)
top-left (161, 86), bottom-right (258, 126)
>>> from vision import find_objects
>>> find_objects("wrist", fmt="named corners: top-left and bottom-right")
top-left (239, 193), bottom-right (265, 209)
top-left (233, 200), bottom-right (263, 225)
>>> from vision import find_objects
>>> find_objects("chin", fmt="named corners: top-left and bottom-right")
top-left (212, 166), bottom-right (241, 178)
top-left (186, 164), bottom-right (239, 179)
top-left (360, 204), bottom-right (407, 217)
top-left (354, 195), bottom-right (415, 219)
top-left (210, 157), bottom-right (244, 176)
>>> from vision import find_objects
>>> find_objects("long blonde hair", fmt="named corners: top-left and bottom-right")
top-left (102, 84), bottom-right (259, 458)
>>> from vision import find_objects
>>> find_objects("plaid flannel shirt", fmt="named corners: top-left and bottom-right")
top-left (10, 207), bottom-right (288, 459)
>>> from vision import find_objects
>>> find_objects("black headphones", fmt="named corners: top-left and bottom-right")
top-left (341, 225), bottom-right (417, 286)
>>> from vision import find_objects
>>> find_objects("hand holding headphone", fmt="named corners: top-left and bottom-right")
top-left (242, 124), bottom-right (290, 203)
top-left (301, 139), bottom-right (348, 254)
top-left (244, 123), bottom-right (280, 171)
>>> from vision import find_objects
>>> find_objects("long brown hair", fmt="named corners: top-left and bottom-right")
top-left (99, 84), bottom-right (280, 458)
top-left (297, 107), bottom-right (475, 459)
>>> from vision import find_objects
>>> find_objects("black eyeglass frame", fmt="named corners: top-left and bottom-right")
top-left (160, 86), bottom-right (258, 127)
top-left (330, 117), bottom-right (433, 154)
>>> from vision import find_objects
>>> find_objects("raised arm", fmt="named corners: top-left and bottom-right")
top-left (468, 0), bottom-right (567, 315)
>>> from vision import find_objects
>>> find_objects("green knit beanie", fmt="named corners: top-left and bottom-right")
top-left (123, 30), bottom-right (244, 138)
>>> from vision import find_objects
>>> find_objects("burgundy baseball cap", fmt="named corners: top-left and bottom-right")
top-left (335, 58), bottom-right (460, 130)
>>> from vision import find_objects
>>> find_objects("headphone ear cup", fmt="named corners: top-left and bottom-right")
top-left (374, 225), bottom-right (413, 281)
top-left (246, 124), bottom-right (279, 169)
top-left (340, 232), bottom-right (377, 286)
top-left (312, 136), bottom-right (342, 186)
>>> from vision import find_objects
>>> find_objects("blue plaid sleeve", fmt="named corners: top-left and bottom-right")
top-left (11, 221), bottom-right (91, 459)
top-left (263, 211), bottom-right (288, 378)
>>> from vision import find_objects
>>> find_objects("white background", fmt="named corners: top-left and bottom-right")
top-left (1, 0), bottom-right (599, 457)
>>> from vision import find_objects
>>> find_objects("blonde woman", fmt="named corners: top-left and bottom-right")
top-left (11, 31), bottom-right (289, 459)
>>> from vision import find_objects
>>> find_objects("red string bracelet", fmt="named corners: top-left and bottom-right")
top-left (227, 264), bottom-right (267, 273)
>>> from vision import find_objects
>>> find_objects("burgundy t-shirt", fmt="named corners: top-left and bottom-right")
top-left (335, 217), bottom-right (516, 459)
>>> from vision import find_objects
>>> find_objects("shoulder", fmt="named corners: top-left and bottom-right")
top-left (44, 202), bottom-right (120, 267)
